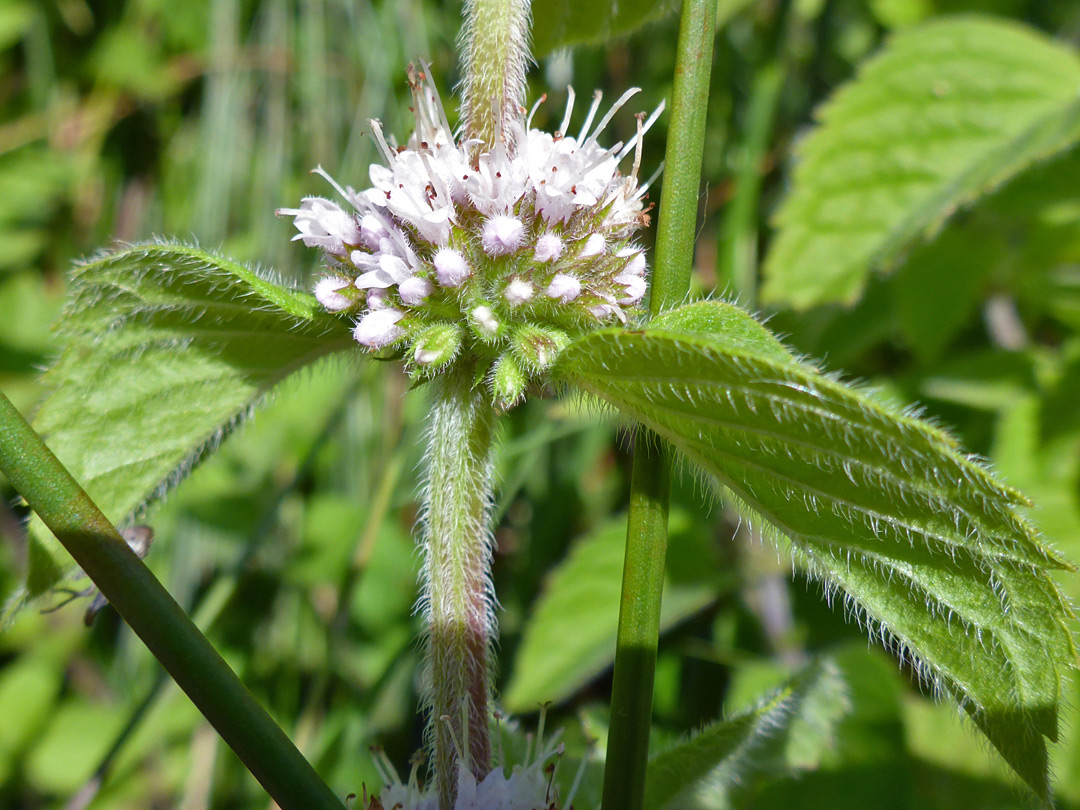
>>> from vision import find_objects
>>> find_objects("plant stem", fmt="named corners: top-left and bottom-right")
top-left (460, 0), bottom-right (530, 149)
top-left (645, 0), bottom-right (717, 314)
top-left (0, 391), bottom-right (344, 810)
top-left (421, 371), bottom-right (498, 810)
top-left (603, 2), bottom-right (716, 809)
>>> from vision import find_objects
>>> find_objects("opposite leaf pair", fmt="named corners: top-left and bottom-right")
top-left (19, 240), bottom-right (1074, 800)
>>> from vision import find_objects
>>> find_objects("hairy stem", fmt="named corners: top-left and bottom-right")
top-left (421, 371), bottom-right (498, 810)
top-left (0, 392), bottom-right (343, 810)
top-left (460, 0), bottom-right (531, 150)
top-left (603, 1), bottom-right (717, 809)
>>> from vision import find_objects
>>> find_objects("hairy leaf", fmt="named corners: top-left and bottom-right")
top-left (763, 17), bottom-right (1080, 309)
top-left (644, 658), bottom-right (848, 810)
top-left (19, 242), bottom-right (352, 599)
top-left (503, 510), bottom-right (720, 712)
top-left (555, 300), bottom-right (1076, 797)
top-left (532, 0), bottom-right (675, 56)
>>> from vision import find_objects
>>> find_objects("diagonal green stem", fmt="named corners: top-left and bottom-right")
top-left (0, 391), bottom-right (344, 810)
top-left (602, 2), bottom-right (717, 809)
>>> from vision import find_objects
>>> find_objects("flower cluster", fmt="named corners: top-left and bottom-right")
top-left (279, 66), bottom-right (662, 408)
top-left (366, 721), bottom-right (569, 810)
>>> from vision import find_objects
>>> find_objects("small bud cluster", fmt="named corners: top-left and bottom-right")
top-left (279, 66), bottom-right (662, 409)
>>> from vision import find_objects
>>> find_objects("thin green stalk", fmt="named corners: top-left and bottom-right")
top-left (421, 371), bottom-right (499, 810)
top-left (645, 0), bottom-right (718, 314)
top-left (603, 2), bottom-right (716, 809)
top-left (0, 391), bottom-right (344, 810)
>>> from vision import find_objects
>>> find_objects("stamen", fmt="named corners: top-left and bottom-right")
top-left (617, 99), bottom-right (666, 163)
top-left (565, 751), bottom-right (590, 809)
top-left (494, 710), bottom-right (506, 768)
top-left (578, 141), bottom-right (623, 177)
top-left (527, 93), bottom-right (547, 130)
top-left (559, 86), bottom-right (576, 135)
top-left (419, 59), bottom-right (454, 138)
top-left (368, 120), bottom-right (398, 165)
top-left (630, 113), bottom-right (646, 180)
top-left (634, 160), bottom-right (665, 200)
top-left (371, 746), bottom-right (401, 785)
top-left (576, 90), bottom-right (603, 142)
top-left (312, 166), bottom-right (359, 210)
top-left (587, 87), bottom-right (641, 144)
top-left (523, 731), bottom-right (535, 767)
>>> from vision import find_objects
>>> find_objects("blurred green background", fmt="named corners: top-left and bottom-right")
top-left (3, 0), bottom-right (1080, 808)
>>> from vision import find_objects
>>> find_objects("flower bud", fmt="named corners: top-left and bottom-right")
top-left (512, 325), bottom-right (570, 373)
top-left (615, 274), bottom-right (647, 305)
top-left (433, 248), bottom-right (471, 287)
top-left (544, 273), bottom-right (581, 303)
top-left (619, 250), bottom-right (646, 277)
top-left (491, 354), bottom-right (527, 409)
top-left (482, 215), bottom-right (525, 256)
top-left (579, 233), bottom-right (606, 258)
top-left (470, 304), bottom-right (501, 340)
top-left (399, 276), bottom-right (434, 305)
top-left (411, 322), bottom-right (464, 369)
top-left (314, 276), bottom-right (357, 312)
top-left (534, 233), bottom-right (564, 262)
top-left (504, 279), bottom-right (534, 307)
top-left (353, 308), bottom-right (406, 348)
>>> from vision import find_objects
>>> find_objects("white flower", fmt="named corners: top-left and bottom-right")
top-left (276, 197), bottom-right (360, 256)
top-left (590, 303), bottom-right (627, 323)
top-left (357, 254), bottom-right (413, 290)
top-left (545, 274), bottom-right (581, 303)
top-left (354, 308), bottom-right (405, 348)
top-left (366, 288), bottom-right (389, 309)
top-left (371, 717), bottom-right (573, 810)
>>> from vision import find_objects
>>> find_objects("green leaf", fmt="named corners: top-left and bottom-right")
top-left (763, 17), bottom-right (1080, 309)
top-left (555, 300), bottom-right (1076, 798)
top-left (20, 242), bottom-right (352, 599)
top-left (502, 510), bottom-right (722, 713)
top-left (643, 658), bottom-right (849, 810)
top-left (532, 0), bottom-right (675, 56)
